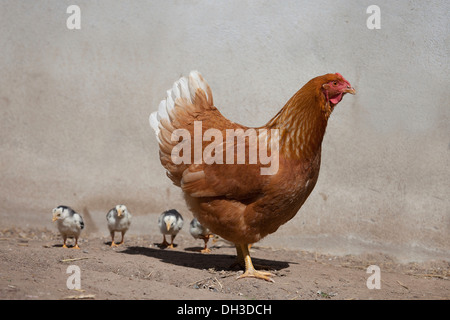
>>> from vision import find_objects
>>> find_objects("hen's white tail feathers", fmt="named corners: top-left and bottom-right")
top-left (149, 71), bottom-right (211, 142)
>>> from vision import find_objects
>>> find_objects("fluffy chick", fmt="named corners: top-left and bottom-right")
top-left (106, 204), bottom-right (132, 247)
top-left (189, 218), bottom-right (213, 253)
top-left (52, 205), bottom-right (84, 249)
top-left (158, 209), bottom-right (183, 249)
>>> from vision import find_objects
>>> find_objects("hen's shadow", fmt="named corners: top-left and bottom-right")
top-left (120, 246), bottom-right (289, 271)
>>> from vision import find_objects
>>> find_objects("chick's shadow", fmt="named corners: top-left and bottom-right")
top-left (120, 246), bottom-right (290, 272)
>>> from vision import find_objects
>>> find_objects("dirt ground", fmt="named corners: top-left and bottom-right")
top-left (0, 227), bottom-right (448, 300)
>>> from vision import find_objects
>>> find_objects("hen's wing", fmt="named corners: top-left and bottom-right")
top-left (149, 71), bottom-right (270, 199)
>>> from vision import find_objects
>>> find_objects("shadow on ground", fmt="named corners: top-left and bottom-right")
top-left (120, 245), bottom-right (290, 272)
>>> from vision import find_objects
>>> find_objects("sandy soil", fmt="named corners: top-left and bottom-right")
top-left (0, 227), bottom-right (448, 300)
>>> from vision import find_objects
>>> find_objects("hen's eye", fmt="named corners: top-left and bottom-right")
top-left (333, 82), bottom-right (337, 86)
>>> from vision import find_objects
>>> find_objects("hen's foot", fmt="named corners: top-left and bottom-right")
top-left (237, 269), bottom-right (274, 282)
top-left (235, 243), bottom-right (275, 282)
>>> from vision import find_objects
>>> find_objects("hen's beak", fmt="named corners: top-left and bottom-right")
top-left (344, 86), bottom-right (356, 95)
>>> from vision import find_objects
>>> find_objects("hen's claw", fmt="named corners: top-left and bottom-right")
top-left (237, 269), bottom-right (274, 282)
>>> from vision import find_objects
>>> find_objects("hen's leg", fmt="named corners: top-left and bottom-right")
top-left (229, 244), bottom-right (245, 269)
top-left (231, 244), bottom-right (255, 269)
top-left (236, 243), bottom-right (274, 282)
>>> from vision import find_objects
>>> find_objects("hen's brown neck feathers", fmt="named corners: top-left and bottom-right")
top-left (266, 78), bottom-right (333, 160)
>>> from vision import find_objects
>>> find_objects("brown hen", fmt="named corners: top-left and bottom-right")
top-left (149, 71), bottom-right (355, 281)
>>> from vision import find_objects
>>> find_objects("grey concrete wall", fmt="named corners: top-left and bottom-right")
top-left (0, 1), bottom-right (448, 262)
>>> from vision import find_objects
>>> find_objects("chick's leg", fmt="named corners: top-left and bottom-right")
top-left (160, 235), bottom-right (170, 247)
top-left (73, 237), bottom-right (80, 249)
top-left (168, 235), bottom-right (176, 249)
top-left (62, 236), bottom-right (68, 249)
top-left (110, 231), bottom-right (118, 247)
top-left (118, 231), bottom-right (125, 245)
top-left (236, 243), bottom-right (274, 282)
top-left (200, 236), bottom-right (211, 253)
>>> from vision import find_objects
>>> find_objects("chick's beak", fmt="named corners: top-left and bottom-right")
top-left (52, 217), bottom-right (57, 222)
top-left (166, 222), bottom-right (172, 231)
top-left (344, 85), bottom-right (356, 95)
top-left (117, 209), bottom-right (122, 217)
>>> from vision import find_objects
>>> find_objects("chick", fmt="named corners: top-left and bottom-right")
top-left (158, 209), bottom-right (183, 249)
top-left (52, 205), bottom-right (84, 249)
top-left (189, 218), bottom-right (213, 253)
top-left (106, 204), bottom-right (132, 247)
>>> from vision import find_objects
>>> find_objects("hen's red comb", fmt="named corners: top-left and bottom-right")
top-left (335, 73), bottom-right (350, 84)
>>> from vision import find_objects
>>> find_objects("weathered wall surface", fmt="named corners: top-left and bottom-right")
top-left (1, 1), bottom-right (448, 262)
